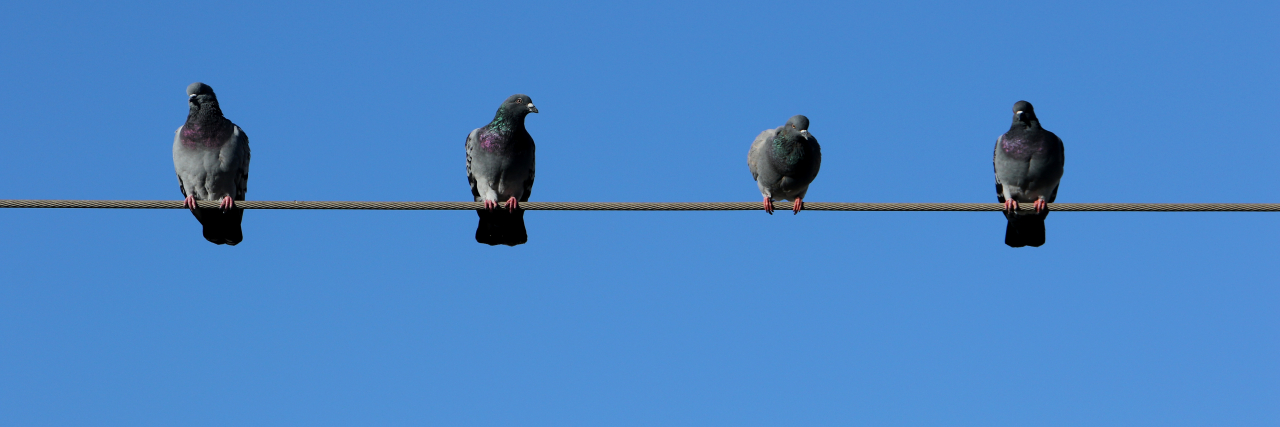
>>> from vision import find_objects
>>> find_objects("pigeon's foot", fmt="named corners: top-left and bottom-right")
top-left (183, 195), bottom-right (199, 210)
top-left (763, 196), bottom-right (774, 215)
top-left (506, 197), bottom-right (519, 213)
top-left (219, 196), bottom-right (235, 212)
top-left (1034, 198), bottom-right (1048, 215)
top-left (483, 199), bottom-right (498, 211)
top-left (792, 198), bottom-right (804, 215)
top-left (1003, 199), bottom-right (1018, 215)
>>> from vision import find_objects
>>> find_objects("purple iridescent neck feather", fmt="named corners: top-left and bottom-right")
top-left (477, 107), bottom-right (527, 153)
top-left (181, 101), bottom-right (231, 148)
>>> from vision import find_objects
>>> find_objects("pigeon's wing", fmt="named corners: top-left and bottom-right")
top-left (228, 125), bottom-right (250, 201)
top-left (747, 128), bottom-right (775, 181)
top-left (805, 135), bottom-right (821, 183)
top-left (1039, 132), bottom-right (1064, 203)
top-left (520, 141), bottom-right (535, 202)
top-left (1025, 131), bottom-right (1065, 196)
top-left (464, 128), bottom-right (482, 201)
top-left (993, 134), bottom-right (1006, 203)
top-left (174, 128), bottom-right (189, 198)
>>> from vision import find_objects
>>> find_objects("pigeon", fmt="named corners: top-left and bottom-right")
top-left (465, 94), bottom-right (538, 246)
top-left (173, 82), bottom-right (251, 245)
top-left (993, 100), bottom-right (1064, 247)
top-left (747, 115), bottom-right (822, 214)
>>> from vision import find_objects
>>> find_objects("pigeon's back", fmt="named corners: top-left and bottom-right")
top-left (748, 127), bottom-right (780, 184)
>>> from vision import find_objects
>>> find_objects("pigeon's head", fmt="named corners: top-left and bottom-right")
top-left (1012, 100), bottom-right (1037, 123)
top-left (187, 82), bottom-right (218, 107)
top-left (502, 94), bottom-right (538, 116)
top-left (784, 115), bottom-right (812, 139)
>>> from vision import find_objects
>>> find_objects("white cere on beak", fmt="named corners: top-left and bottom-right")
top-left (189, 94), bottom-right (196, 98)
top-left (1015, 110), bottom-right (1023, 114)
top-left (527, 103), bottom-right (535, 109)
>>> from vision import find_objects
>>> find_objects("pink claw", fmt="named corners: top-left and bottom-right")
top-left (219, 196), bottom-right (235, 212)
top-left (763, 196), bottom-right (774, 215)
top-left (792, 198), bottom-right (804, 215)
top-left (1034, 198), bottom-right (1047, 214)
top-left (1004, 199), bottom-right (1019, 214)
top-left (506, 197), bottom-right (519, 213)
top-left (183, 195), bottom-right (198, 210)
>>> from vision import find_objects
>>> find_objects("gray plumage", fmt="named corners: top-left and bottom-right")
top-left (465, 94), bottom-right (537, 246)
top-left (993, 100), bottom-right (1064, 247)
top-left (748, 115), bottom-right (821, 214)
top-left (173, 82), bottom-right (250, 245)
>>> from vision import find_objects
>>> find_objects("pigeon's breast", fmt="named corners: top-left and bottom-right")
top-left (180, 123), bottom-right (232, 148)
top-left (478, 130), bottom-right (507, 153)
top-left (1001, 136), bottom-right (1043, 160)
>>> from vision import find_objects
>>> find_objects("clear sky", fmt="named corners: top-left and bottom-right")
top-left (1, 1), bottom-right (1277, 426)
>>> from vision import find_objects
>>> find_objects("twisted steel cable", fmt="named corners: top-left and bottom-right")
top-left (1, 200), bottom-right (1277, 212)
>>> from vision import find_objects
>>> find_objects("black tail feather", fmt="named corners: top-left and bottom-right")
top-left (1003, 210), bottom-right (1047, 248)
top-left (475, 209), bottom-right (527, 246)
top-left (192, 208), bottom-right (244, 246)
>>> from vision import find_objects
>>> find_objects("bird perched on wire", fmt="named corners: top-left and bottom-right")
top-left (465, 94), bottom-right (538, 246)
top-left (993, 100), bottom-right (1064, 247)
top-left (748, 115), bottom-right (822, 214)
top-left (173, 82), bottom-right (251, 245)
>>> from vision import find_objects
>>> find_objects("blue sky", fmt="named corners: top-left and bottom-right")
top-left (1, 1), bottom-right (1277, 425)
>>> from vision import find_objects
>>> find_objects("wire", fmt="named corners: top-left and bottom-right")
top-left (1, 200), bottom-right (1277, 212)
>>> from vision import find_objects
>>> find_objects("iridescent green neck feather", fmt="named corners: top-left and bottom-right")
top-left (772, 133), bottom-right (805, 166)
top-left (486, 107), bottom-right (523, 134)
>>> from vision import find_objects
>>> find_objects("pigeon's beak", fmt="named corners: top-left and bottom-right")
top-left (527, 103), bottom-right (538, 113)
top-left (1015, 110), bottom-right (1025, 122)
top-left (800, 129), bottom-right (811, 140)
top-left (188, 94), bottom-right (198, 104)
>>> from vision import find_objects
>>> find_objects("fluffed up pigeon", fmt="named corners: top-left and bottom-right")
top-left (993, 100), bottom-right (1064, 247)
top-left (173, 82), bottom-right (251, 245)
top-left (748, 115), bottom-right (822, 214)
top-left (465, 94), bottom-right (537, 246)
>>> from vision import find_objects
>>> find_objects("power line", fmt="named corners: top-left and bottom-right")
top-left (1, 200), bottom-right (1277, 212)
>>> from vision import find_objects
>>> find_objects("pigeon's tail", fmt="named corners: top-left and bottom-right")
top-left (1003, 211), bottom-right (1047, 248)
top-left (475, 209), bottom-right (527, 246)
top-left (193, 208), bottom-right (244, 246)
